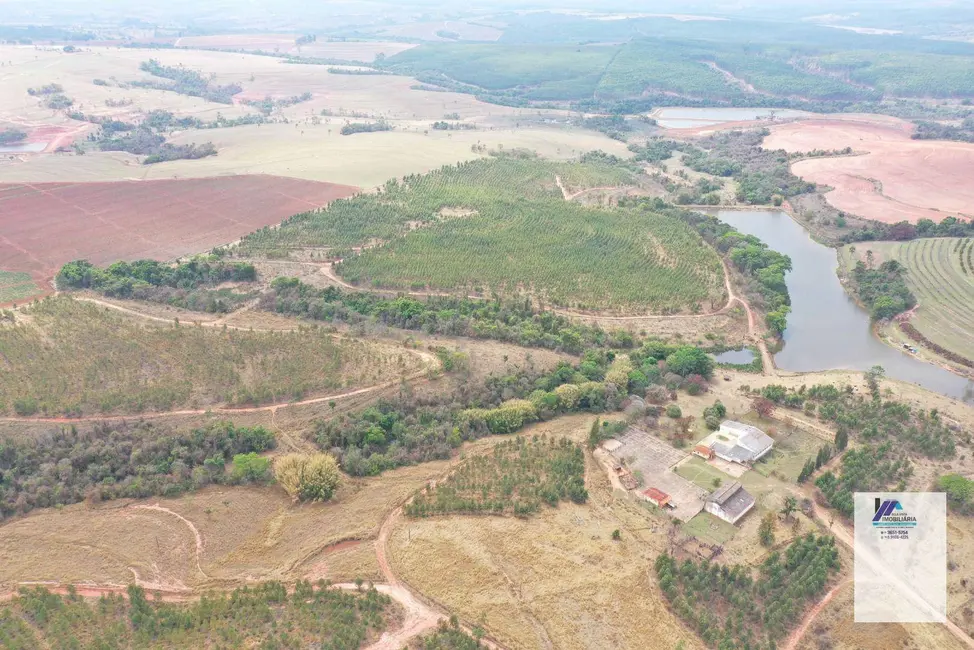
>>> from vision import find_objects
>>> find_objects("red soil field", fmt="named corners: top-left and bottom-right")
top-left (0, 175), bottom-right (357, 297)
top-left (764, 117), bottom-right (974, 224)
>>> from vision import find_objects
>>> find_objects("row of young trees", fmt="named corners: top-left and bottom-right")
top-left (405, 435), bottom-right (587, 517)
top-left (262, 277), bottom-right (635, 354)
top-left (2, 581), bottom-right (392, 650)
top-left (656, 533), bottom-right (840, 650)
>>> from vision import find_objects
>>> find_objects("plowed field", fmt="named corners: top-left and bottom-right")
top-left (764, 117), bottom-right (974, 224)
top-left (0, 175), bottom-right (356, 298)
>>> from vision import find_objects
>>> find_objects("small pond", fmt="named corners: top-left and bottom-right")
top-left (714, 210), bottom-right (974, 403)
top-left (712, 349), bottom-right (756, 365)
top-left (0, 142), bottom-right (47, 153)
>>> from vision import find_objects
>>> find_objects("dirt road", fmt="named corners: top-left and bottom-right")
top-left (783, 580), bottom-right (850, 650)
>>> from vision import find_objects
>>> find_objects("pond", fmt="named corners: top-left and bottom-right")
top-left (0, 142), bottom-right (47, 153)
top-left (715, 210), bottom-right (974, 403)
top-left (712, 349), bottom-right (756, 365)
top-left (653, 107), bottom-right (812, 129)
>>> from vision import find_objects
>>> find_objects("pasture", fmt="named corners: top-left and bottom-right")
top-left (0, 297), bottom-right (425, 416)
top-left (843, 238), bottom-right (974, 367)
top-left (0, 176), bottom-right (354, 296)
top-left (174, 34), bottom-right (418, 60)
top-left (765, 117), bottom-right (974, 223)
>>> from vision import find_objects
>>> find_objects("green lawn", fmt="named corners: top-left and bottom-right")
top-left (683, 511), bottom-right (739, 544)
top-left (674, 456), bottom-right (730, 491)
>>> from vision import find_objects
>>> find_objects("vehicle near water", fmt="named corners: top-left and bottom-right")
top-left (1, 1), bottom-right (973, 648)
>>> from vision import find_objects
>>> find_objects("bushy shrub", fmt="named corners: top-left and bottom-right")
top-left (274, 453), bottom-right (342, 502)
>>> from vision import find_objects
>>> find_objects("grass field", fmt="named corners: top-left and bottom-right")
top-left (682, 511), bottom-right (739, 545)
top-left (0, 297), bottom-right (423, 416)
top-left (242, 156), bottom-right (724, 312)
top-left (0, 271), bottom-right (41, 304)
top-left (841, 238), bottom-right (974, 365)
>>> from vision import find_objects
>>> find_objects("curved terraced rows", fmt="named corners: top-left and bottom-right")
top-left (890, 237), bottom-right (974, 359)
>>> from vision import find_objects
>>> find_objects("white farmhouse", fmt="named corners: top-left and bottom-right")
top-left (704, 481), bottom-right (756, 524)
top-left (709, 420), bottom-right (774, 466)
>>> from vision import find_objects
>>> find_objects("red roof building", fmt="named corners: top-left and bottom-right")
top-left (643, 487), bottom-right (671, 508)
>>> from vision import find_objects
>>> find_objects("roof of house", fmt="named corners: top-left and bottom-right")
top-left (720, 420), bottom-right (765, 436)
top-left (707, 482), bottom-right (755, 520)
top-left (712, 441), bottom-right (754, 463)
top-left (643, 487), bottom-right (670, 503)
top-left (693, 444), bottom-right (713, 455)
top-left (739, 429), bottom-right (774, 455)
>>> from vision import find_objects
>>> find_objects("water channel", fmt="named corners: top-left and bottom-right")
top-left (715, 210), bottom-right (974, 403)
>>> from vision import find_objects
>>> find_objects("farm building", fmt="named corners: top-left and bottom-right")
top-left (704, 481), bottom-right (755, 524)
top-left (692, 444), bottom-right (714, 460)
top-left (642, 487), bottom-right (671, 508)
top-left (697, 421), bottom-right (774, 466)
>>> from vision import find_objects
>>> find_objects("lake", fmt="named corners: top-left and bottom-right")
top-left (653, 107), bottom-right (812, 130)
top-left (715, 210), bottom-right (974, 403)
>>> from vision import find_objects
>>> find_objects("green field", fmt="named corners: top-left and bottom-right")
top-left (683, 511), bottom-right (739, 545)
top-left (243, 156), bottom-right (724, 312)
top-left (849, 238), bottom-right (974, 363)
top-left (0, 583), bottom-right (394, 650)
top-left (0, 271), bottom-right (41, 304)
top-left (0, 297), bottom-right (420, 416)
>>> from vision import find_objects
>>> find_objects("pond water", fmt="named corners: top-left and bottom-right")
top-left (654, 107), bottom-right (812, 129)
top-left (715, 210), bottom-right (974, 403)
top-left (712, 349), bottom-right (756, 365)
top-left (0, 142), bottom-right (47, 153)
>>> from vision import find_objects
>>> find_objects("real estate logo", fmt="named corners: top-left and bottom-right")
top-left (872, 497), bottom-right (917, 529)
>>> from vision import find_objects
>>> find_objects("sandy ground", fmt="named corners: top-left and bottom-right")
top-left (764, 117), bottom-right (974, 223)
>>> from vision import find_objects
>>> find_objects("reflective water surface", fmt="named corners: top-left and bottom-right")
top-left (715, 210), bottom-right (974, 403)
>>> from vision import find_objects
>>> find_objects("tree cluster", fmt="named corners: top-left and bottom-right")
top-left (135, 59), bottom-right (243, 104)
top-left (0, 421), bottom-right (275, 520)
top-left (656, 533), bottom-right (840, 649)
top-left (57, 258), bottom-right (256, 300)
top-left (340, 121), bottom-right (393, 135)
top-left (850, 258), bottom-right (916, 320)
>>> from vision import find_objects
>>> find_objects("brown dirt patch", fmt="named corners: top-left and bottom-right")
top-left (764, 118), bottom-right (974, 223)
top-left (0, 176), bottom-right (356, 297)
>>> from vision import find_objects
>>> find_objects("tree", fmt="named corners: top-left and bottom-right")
top-left (865, 365), bottom-right (885, 399)
top-left (834, 428), bottom-right (848, 451)
top-left (781, 496), bottom-right (797, 521)
top-left (759, 512), bottom-right (776, 547)
top-left (230, 453), bottom-right (272, 483)
top-left (797, 459), bottom-right (815, 484)
top-left (664, 346), bottom-right (715, 379)
top-left (752, 396), bottom-right (776, 419)
top-left (274, 453), bottom-right (341, 502)
top-left (587, 417), bottom-right (602, 450)
top-left (612, 528), bottom-right (621, 541)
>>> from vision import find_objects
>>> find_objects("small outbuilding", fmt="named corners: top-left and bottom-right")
top-left (692, 444), bottom-right (714, 460)
top-left (642, 487), bottom-right (671, 508)
top-left (704, 481), bottom-right (755, 525)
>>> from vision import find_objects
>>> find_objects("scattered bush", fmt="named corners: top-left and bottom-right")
top-left (274, 453), bottom-right (342, 502)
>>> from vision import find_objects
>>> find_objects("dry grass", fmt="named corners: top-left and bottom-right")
top-left (389, 415), bottom-right (705, 650)
top-left (0, 461), bottom-right (449, 591)
top-left (0, 296), bottom-right (425, 415)
top-left (0, 45), bottom-right (628, 188)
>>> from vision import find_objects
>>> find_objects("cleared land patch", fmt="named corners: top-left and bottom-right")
top-left (843, 238), bottom-right (974, 368)
top-left (0, 176), bottom-right (355, 296)
top-left (0, 297), bottom-right (423, 416)
top-left (764, 118), bottom-right (974, 223)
